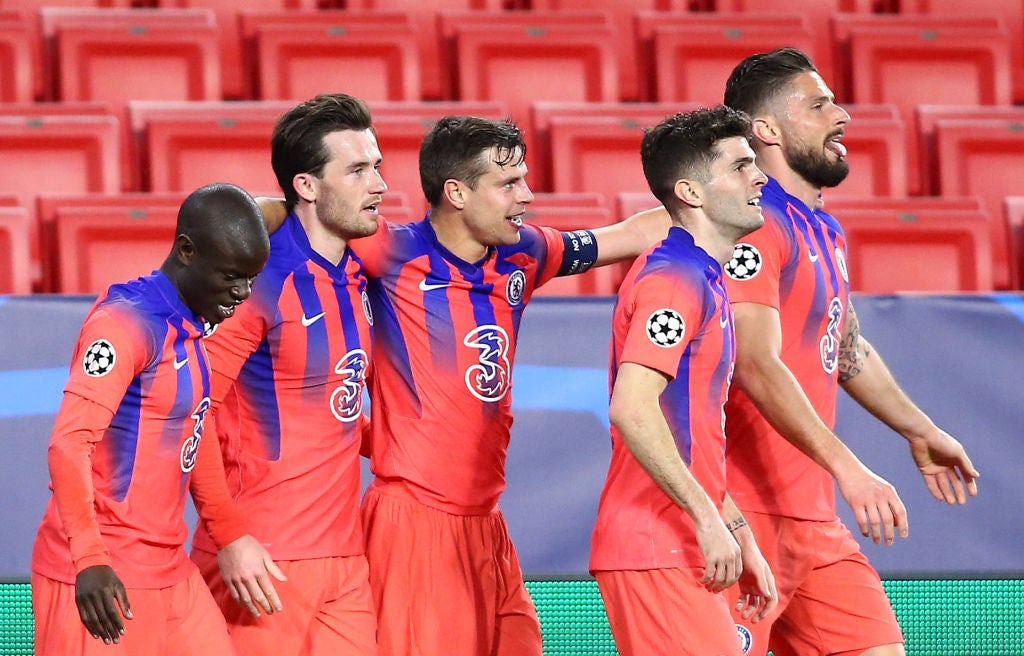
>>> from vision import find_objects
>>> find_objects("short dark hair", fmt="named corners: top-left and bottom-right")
top-left (271, 93), bottom-right (374, 210)
top-left (724, 47), bottom-right (818, 117)
top-left (641, 105), bottom-right (753, 209)
top-left (419, 116), bottom-right (526, 208)
top-left (177, 182), bottom-right (267, 253)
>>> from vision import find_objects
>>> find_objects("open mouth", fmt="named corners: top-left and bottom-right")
top-left (747, 196), bottom-right (761, 207)
top-left (218, 303), bottom-right (238, 319)
top-left (508, 214), bottom-right (524, 228)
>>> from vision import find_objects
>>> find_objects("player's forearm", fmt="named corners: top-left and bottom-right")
top-left (189, 416), bottom-right (247, 549)
top-left (734, 351), bottom-right (862, 479)
top-left (48, 413), bottom-right (110, 572)
top-left (591, 207), bottom-right (672, 266)
top-left (721, 494), bottom-right (756, 552)
top-left (839, 338), bottom-right (936, 443)
top-left (611, 403), bottom-right (720, 527)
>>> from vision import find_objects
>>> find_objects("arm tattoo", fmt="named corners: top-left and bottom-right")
top-left (838, 300), bottom-right (872, 382)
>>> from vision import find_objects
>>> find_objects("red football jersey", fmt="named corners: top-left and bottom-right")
top-left (591, 228), bottom-right (736, 571)
top-left (723, 177), bottom-right (851, 521)
top-left (33, 273), bottom-right (213, 588)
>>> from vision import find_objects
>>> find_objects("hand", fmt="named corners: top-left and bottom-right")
top-left (75, 565), bottom-right (133, 644)
top-left (835, 462), bottom-right (908, 546)
top-left (695, 520), bottom-right (743, 592)
top-left (734, 538), bottom-right (778, 623)
top-left (218, 534), bottom-right (287, 617)
top-left (908, 428), bottom-right (980, 504)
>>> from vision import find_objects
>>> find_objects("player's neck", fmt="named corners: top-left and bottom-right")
top-left (429, 209), bottom-right (489, 263)
top-left (296, 208), bottom-right (349, 266)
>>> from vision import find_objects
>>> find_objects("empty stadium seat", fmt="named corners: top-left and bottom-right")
top-left (832, 15), bottom-right (1012, 121)
top-left (634, 12), bottom-right (816, 105)
top-left (342, 0), bottom-right (507, 100)
top-left (838, 104), bottom-right (908, 198)
top-left (450, 17), bottom-right (618, 129)
top-left (1005, 196), bottom-right (1024, 285)
top-left (370, 100), bottom-right (509, 217)
top-left (915, 105), bottom-right (1024, 196)
top-left (824, 196), bottom-right (994, 293)
top-left (617, 191), bottom-right (661, 221)
top-left (36, 192), bottom-right (186, 293)
top-left (251, 13), bottom-right (419, 101)
top-left (528, 0), bottom-right (673, 101)
top-left (898, 0), bottom-right (1024, 103)
top-left (529, 101), bottom-right (689, 194)
top-left (0, 115), bottom-right (120, 286)
top-left (55, 205), bottom-right (180, 294)
top-left (0, 12), bottom-right (32, 102)
top-left (523, 205), bottom-right (623, 296)
top-left (532, 192), bottom-right (605, 209)
top-left (0, 206), bottom-right (32, 294)
top-left (546, 115), bottom-right (666, 208)
top-left (933, 117), bottom-right (1024, 289)
top-left (157, 0), bottom-right (321, 100)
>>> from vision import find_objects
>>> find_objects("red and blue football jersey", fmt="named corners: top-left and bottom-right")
top-left (590, 227), bottom-right (736, 571)
top-left (354, 217), bottom-right (595, 514)
top-left (724, 176), bottom-right (851, 521)
top-left (191, 214), bottom-right (373, 560)
top-left (33, 272), bottom-right (213, 588)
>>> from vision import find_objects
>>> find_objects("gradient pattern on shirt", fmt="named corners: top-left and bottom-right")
top-left (192, 215), bottom-right (373, 560)
top-left (724, 177), bottom-right (851, 521)
top-left (591, 227), bottom-right (735, 571)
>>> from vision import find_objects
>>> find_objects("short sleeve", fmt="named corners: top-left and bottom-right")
top-left (724, 212), bottom-right (789, 310)
top-left (619, 269), bottom-right (706, 381)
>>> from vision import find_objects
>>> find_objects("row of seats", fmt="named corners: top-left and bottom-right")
top-left (2, 100), bottom-right (1022, 288)
top-left (0, 7), bottom-right (1021, 108)
top-left (0, 191), bottom-right (1011, 297)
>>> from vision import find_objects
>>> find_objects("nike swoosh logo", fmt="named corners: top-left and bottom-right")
top-left (809, 250), bottom-right (820, 263)
top-left (173, 357), bottom-right (189, 370)
top-left (301, 312), bottom-right (326, 327)
top-left (418, 280), bottom-right (452, 292)
top-left (720, 313), bottom-right (729, 329)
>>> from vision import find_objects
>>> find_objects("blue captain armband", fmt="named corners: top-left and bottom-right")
top-left (557, 229), bottom-right (598, 276)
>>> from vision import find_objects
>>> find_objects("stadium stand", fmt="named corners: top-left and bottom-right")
top-left (839, 103), bottom-right (908, 198)
top-left (0, 10), bottom-right (32, 102)
top-left (0, 205), bottom-right (31, 294)
top-left (825, 196), bottom-right (994, 293)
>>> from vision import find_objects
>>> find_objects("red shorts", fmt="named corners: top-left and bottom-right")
top-left (595, 568), bottom-right (742, 656)
top-left (727, 511), bottom-right (904, 656)
top-left (192, 550), bottom-right (376, 656)
top-left (361, 482), bottom-right (542, 656)
top-left (32, 567), bottom-right (234, 656)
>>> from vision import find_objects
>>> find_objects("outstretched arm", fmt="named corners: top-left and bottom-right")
top-left (731, 302), bottom-right (909, 545)
top-left (610, 362), bottom-right (741, 591)
top-left (838, 300), bottom-right (980, 504)
top-left (590, 206), bottom-right (671, 266)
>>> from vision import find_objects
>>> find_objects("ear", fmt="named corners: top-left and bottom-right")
top-left (674, 178), bottom-right (703, 209)
top-left (174, 234), bottom-right (197, 266)
top-left (752, 116), bottom-right (781, 147)
top-left (443, 179), bottom-right (466, 210)
top-left (293, 173), bottom-right (318, 203)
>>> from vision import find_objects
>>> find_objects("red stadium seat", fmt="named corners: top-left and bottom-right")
top-left (824, 196), bottom-right (994, 293)
top-left (36, 192), bottom-right (186, 293)
top-left (898, 0), bottom-right (1024, 103)
top-left (634, 12), bottom-right (816, 105)
top-left (915, 105), bottom-right (1024, 196)
top-left (547, 115), bottom-right (665, 208)
top-left (450, 17), bottom-right (618, 130)
top-left (523, 205), bottom-right (623, 296)
top-left (532, 192), bottom-right (605, 209)
top-left (933, 117), bottom-right (1024, 289)
top-left (342, 0), bottom-right (507, 100)
top-left (527, 0), bottom-right (674, 101)
top-left (251, 13), bottom-right (419, 101)
top-left (1005, 197), bottom-right (1024, 285)
top-left (837, 104), bottom-right (908, 198)
top-left (0, 115), bottom-right (120, 287)
top-left (157, 0), bottom-right (320, 100)
top-left (529, 101), bottom-right (689, 193)
top-left (0, 12), bottom-right (32, 102)
top-left (54, 205), bottom-right (180, 294)
top-left (370, 100), bottom-right (509, 218)
top-left (832, 15), bottom-right (1011, 119)
top-left (0, 206), bottom-right (32, 294)
top-left (617, 192), bottom-right (661, 221)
